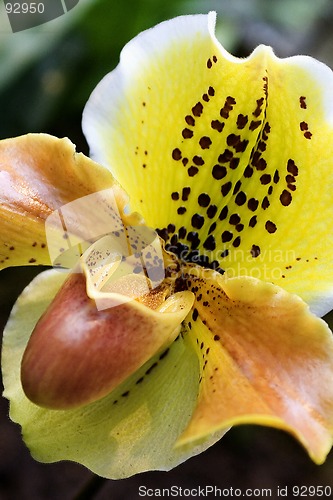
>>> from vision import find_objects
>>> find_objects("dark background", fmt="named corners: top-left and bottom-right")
top-left (1, 0), bottom-right (333, 498)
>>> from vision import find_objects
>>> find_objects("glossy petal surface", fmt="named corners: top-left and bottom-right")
top-left (21, 270), bottom-right (193, 409)
top-left (83, 12), bottom-right (333, 315)
top-left (2, 269), bottom-right (226, 478)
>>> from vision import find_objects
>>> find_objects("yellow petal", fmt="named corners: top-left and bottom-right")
top-left (83, 12), bottom-right (333, 315)
top-left (2, 269), bottom-right (225, 478)
top-left (0, 134), bottom-right (135, 269)
top-left (177, 273), bottom-right (333, 464)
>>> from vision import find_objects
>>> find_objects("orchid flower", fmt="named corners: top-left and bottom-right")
top-left (2, 12), bottom-right (333, 479)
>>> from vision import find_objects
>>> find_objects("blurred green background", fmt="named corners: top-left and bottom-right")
top-left (1, 0), bottom-right (333, 498)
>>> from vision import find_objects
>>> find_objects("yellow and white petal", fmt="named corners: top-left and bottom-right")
top-left (177, 273), bottom-right (333, 464)
top-left (83, 12), bottom-right (333, 315)
top-left (0, 134), bottom-right (137, 270)
top-left (2, 269), bottom-right (225, 479)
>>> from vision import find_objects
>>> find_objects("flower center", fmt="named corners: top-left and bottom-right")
top-left (156, 227), bottom-right (225, 275)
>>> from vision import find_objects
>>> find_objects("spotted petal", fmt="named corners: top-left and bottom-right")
top-left (177, 271), bottom-right (333, 464)
top-left (0, 134), bottom-right (137, 269)
top-left (83, 12), bottom-right (333, 316)
top-left (2, 269), bottom-right (226, 478)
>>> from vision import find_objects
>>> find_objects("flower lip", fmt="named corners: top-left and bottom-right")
top-left (20, 268), bottom-right (194, 410)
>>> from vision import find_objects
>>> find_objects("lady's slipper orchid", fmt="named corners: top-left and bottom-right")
top-left (2, 11), bottom-right (333, 479)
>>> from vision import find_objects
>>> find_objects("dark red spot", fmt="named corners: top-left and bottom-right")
top-left (230, 158), bottom-right (240, 169)
top-left (192, 102), bottom-right (203, 117)
top-left (258, 141), bottom-right (266, 152)
top-left (171, 192), bottom-right (179, 200)
top-left (191, 214), bottom-right (205, 229)
top-left (208, 222), bottom-right (217, 234)
top-left (182, 128), bottom-right (193, 139)
top-left (212, 164), bottom-right (227, 180)
top-left (211, 120), bottom-right (224, 132)
top-left (222, 231), bottom-right (233, 243)
top-left (188, 166), bottom-right (199, 177)
top-left (235, 192), bottom-right (246, 206)
top-left (199, 136), bottom-right (212, 149)
top-left (233, 180), bottom-right (241, 195)
top-left (227, 134), bottom-right (240, 147)
top-left (185, 115), bottom-right (195, 126)
top-left (193, 155), bottom-right (204, 166)
top-left (233, 236), bottom-right (241, 248)
top-left (198, 193), bottom-right (210, 207)
top-left (249, 120), bottom-right (262, 131)
top-left (249, 216), bottom-right (257, 228)
top-left (253, 97), bottom-right (264, 117)
top-left (244, 165), bottom-right (253, 178)
top-left (248, 198), bottom-right (259, 211)
top-left (263, 76), bottom-right (268, 97)
top-left (287, 159), bottom-right (298, 176)
top-left (219, 206), bottom-right (228, 220)
top-left (221, 182), bottom-right (232, 197)
top-left (229, 214), bottom-right (241, 225)
top-left (255, 157), bottom-right (267, 171)
top-left (235, 139), bottom-right (249, 154)
top-left (219, 150), bottom-right (233, 163)
top-left (265, 221), bottom-right (277, 233)
top-left (203, 235), bottom-right (216, 251)
top-left (260, 174), bottom-right (271, 185)
top-left (182, 187), bottom-right (191, 201)
top-left (280, 190), bottom-right (292, 206)
top-left (220, 97), bottom-right (236, 118)
top-left (262, 197), bottom-right (270, 210)
top-left (237, 114), bottom-right (248, 129)
top-left (207, 205), bottom-right (217, 219)
top-left (273, 170), bottom-right (280, 183)
top-left (251, 245), bottom-right (261, 257)
top-left (286, 174), bottom-right (296, 184)
top-left (299, 96), bottom-right (307, 109)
